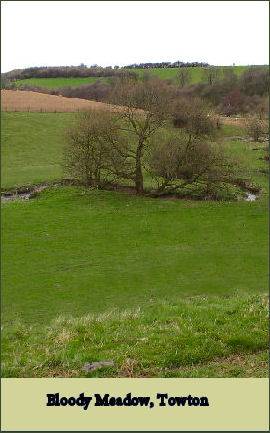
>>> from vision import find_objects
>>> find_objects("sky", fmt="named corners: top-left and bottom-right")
top-left (1, 1), bottom-right (269, 72)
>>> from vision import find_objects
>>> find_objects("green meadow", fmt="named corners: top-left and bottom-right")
top-left (129, 65), bottom-right (249, 83)
top-left (1, 111), bottom-right (268, 377)
top-left (1, 113), bottom-right (73, 189)
top-left (13, 66), bottom-right (256, 90)
top-left (15, 76), bottom-right (106, 89)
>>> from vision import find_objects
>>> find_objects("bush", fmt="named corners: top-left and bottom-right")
top-left (64, 111), bottom-right (131, 187)
top-left (245, 116), bottom-right (267, 141)
top-left (149, 134), bottom-right (239, 199)
top-left (240, 67), bottom-right (269, 97)
top-left (172, 97), bottom-right (216, 138)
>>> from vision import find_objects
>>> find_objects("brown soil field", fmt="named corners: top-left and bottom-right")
top-left (1, 90), bottom-right (121, 113)
top-left (2, 90), bottom-right (249, 128)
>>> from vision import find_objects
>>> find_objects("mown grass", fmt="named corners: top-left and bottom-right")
top-left (2, 294), bottom-right (268, 377)
top-left (15, 76), bottom-right (106, 89)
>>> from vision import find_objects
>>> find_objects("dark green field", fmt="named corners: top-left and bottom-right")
top-left (1, 111), bottom-right (268, 377)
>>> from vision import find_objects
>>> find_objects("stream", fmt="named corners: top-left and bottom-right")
top-left (1, 184), bottom-right (260, 203)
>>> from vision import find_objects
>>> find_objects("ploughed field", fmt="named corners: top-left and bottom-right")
top-left (1, 110), bottom-right (268, 378)
top-left (1, 90), bottom-right (119, 113)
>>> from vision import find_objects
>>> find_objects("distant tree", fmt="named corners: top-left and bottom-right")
top-left (222, 67), bottom-right (237, 84)
top-left (245, 116), bottom-right (267, 142)
top-left (240, 67), bottom-right (269, 96)
top-left (203, 67), bottom-right (221, 86)
top-left (219, 89), bottom-right (246, 116)
top-left (172, 97), bottom-right (216, 140)
top-left (177, 68), bottom-right (191, 88)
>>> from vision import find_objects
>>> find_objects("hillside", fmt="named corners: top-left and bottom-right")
top-left (1, 90), bottom-right (118, 112)
top-left (10, 65), bottom-right (268, 91)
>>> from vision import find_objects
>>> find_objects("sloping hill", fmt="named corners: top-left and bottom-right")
top-left (1, 90), bottom-right (118, 113)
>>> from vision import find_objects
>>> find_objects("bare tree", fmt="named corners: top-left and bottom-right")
top-left (245, 116), bottom-right (267, 142)
top-left (222, 67), bottom-right (237, 84)
top-left (177, 68), bottom-right (191, 88)
top-left (64, 110), bottom-right (133, 187)
top-left (149, 135), bottom-right (237, 196)
top-left (110, 79), bottom-right (172, 193)
top-left (203, 67), bottom-right (221, 86)
top-left (172, 96), bottom-right (216, 141)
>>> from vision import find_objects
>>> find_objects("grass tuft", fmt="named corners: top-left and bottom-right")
top-left (2, 294), bottom-right (268, 378)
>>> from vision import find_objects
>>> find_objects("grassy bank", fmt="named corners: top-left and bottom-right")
top-left (2, 294), bottom-right (268, 377)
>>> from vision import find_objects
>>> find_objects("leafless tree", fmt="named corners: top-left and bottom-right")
top-left (245, 116), bottom-right (267, 142)
top-left (172, 96), bottom-right (216, 141)
top-left (177, 68), bottom-right (191, 88)
top-left (203, 67), bottom-right (221, 86)
top-left (110, 79), bottom-right (172, 193)
top-left (149, 135), bottom-right (237, 195)
top-left (64, 110), bottom-right (133, 187)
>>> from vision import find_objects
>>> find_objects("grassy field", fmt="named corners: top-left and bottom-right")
top-left (1, 112), bottom-right (73, 188)
top-left (129, 65), bottom-right (249, 83)
top-left (15, 76), bottom-right (106, 89)
top-left (13, 65), bottom-right (258, 90)
top-left (2, 185), bottom-right (268, 324)
top-left (1, 112), bottom-right (268, 377)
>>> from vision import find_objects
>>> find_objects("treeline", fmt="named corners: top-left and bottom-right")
top-left (2, 65), bottom-right (268, 117)
top-left (184, 66), bottom-right (269, 116)
top-left (2, 65), bottom-right (137, 80)
top-left (123, 61), bottom-right (209, 69)
top-left (2, 61), bottom-right (210, 81)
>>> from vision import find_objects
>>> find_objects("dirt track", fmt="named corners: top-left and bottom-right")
top-left (1, 90), bottom-right (121, 113)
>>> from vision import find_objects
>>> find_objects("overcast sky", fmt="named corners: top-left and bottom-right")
top-left (1, 1), bottom-right (269, 72)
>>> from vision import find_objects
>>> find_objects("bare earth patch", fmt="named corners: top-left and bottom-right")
top-left (220, 116), bottom-right (246, 127)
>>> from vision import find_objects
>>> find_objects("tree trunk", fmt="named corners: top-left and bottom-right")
top-left (135, 141), bottom-right (144, 194)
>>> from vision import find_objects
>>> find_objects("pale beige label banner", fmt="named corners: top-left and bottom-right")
top-left (1, 378), bottom-right (269, 431)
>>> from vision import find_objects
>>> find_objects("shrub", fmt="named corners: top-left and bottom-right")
top-left (177, 68), bottom-right (191, 88)
top-left (245, 116), bottom-right (267, 142)
top-left (172, 97), bottom-right (216, 139)
top-left (149, 135), bottom-right (239, 199)
top-left (64, 111), bottom-right (131, 187)
top-left (240, 67), bottom-right (269, 97)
